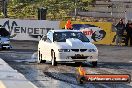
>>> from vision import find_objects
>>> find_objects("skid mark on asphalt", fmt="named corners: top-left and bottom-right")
top-left (35, 62), bottom-right (132, 88)
top-left (40, 64), bottom-right (98, 88)
top-left (41, 65), bottom-right (110, 88)
top-left (36, 65), bottom-right (86, 88)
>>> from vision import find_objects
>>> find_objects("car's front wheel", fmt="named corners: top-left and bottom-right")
top-left (91, 61), bottom-right (97, 67)
top-left (38, 50), bottom-right (46, 63)
top-left (51, 51), bottom-right (57, 66)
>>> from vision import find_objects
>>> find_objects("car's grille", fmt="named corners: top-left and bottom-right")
top-left (71, 49), bottom-right (79, 52)
top-left (71, 49), bottom-right (87, 52)
top-left (71, 56), bottom-right (87, 59)
top-left (80, 49), bottom-right (87, 52)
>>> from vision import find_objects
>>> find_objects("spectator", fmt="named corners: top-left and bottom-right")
top-left (65, 20), bottom-right (73, 30)
top-left (125, 20), bottom-right (132, 46)
top-left (115, 19), bottom-right (125, 46)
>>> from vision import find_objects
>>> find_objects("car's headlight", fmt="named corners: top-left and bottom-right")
top-left (58, 49), bottom-right (70, 52)
top-left (88, 49), bottom-right (97, 52)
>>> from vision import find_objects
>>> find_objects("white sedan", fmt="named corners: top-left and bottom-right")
top-left (38, 30), bottom-right (98, 66)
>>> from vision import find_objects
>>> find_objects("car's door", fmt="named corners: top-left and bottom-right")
top-left (41, 31), bottom-right (53, 61)
top-left (39, 35), bottom-right (47, 60)
top-left (44, 38), bottom-right (53, 61)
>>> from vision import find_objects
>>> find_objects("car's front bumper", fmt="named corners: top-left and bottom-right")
top-left (55, 52), bottom-right (98, 62)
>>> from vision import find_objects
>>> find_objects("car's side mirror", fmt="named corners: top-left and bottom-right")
top-left (42, 35), bottom-right (47, 41)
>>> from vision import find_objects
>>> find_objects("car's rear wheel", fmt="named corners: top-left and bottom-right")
top-left (38, 50), bottom-right (46, 63)
top-left (91, 61), bottom-right (97, 67)
top-left (51, 51), bottom-right (57, 66)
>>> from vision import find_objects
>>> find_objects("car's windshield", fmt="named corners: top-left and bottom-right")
top-left (53, 31), bottom-right (89, 42)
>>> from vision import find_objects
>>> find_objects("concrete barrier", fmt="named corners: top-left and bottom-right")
top-left (0, 58), bottom-right (38, 88)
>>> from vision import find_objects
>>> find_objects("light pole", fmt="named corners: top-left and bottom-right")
top-left (124, 5), bottom-right (129, 24)
top-left (2, 0), bottom-right (8, 18)
top-left (108, 3), bottom-right (115, 22)
top-left (74, 0), bottom-right (77, 20)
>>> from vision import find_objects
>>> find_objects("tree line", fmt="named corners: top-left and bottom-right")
top-left (6, 0), bottom-right (94, 20)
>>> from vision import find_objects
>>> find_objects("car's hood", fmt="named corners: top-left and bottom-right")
top-left (54, 38), bottom-right (97, 49)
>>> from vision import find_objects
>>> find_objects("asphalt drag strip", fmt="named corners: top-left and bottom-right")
top-left (0, 46), bottom-right (132, 88)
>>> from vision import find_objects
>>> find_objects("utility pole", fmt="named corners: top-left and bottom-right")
top-left (124, 5), bottom-right (130, 24)
top-left (74, 0), bottom-right (77, 20)
top-left (108, 2), bottom-right (114, 22)
top-left (2, 0), bottom-right (8, 18)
